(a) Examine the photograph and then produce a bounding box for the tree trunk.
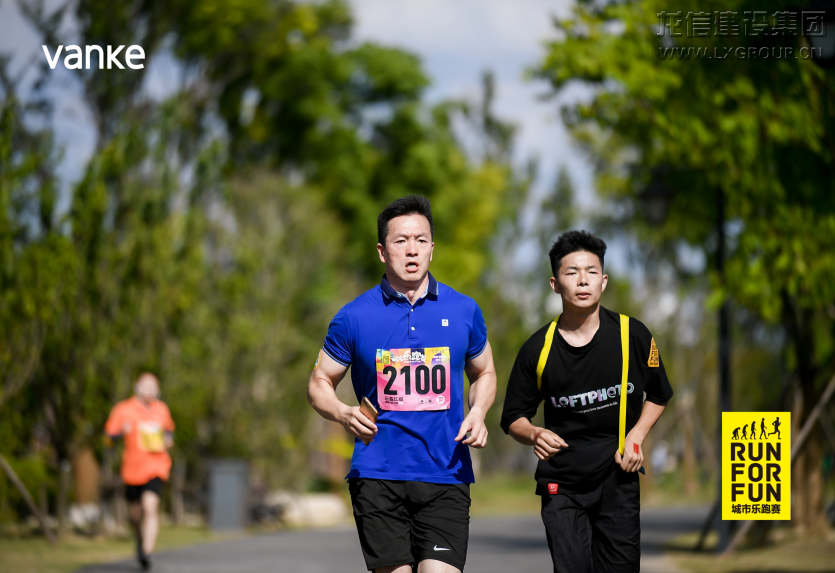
[100,446,114,531]
[171,455,185,526]
[57,459,71,536]
[682,400,698,497]
[0,453,57,545]
[641,432,655,497]
[72,447,100,505]
[39,482,48,517]
[784,297,827,533]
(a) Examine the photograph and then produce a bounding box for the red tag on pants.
[547,483,559,495]
[633,443,640,454]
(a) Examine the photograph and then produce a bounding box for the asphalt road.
[78,506,709,573]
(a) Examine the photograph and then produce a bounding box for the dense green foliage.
[535,0,835,530]
[6,0,831,536]
[0,0,531,518]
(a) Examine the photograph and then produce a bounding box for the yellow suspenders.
[535,320,559,391]
[618,314,629,457]
[536,314,631,456]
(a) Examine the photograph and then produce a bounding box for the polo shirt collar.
[381,272,438,301]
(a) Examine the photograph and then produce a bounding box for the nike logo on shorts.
[433,545,450,551]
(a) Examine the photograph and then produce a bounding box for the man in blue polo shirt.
[308,195,497,573]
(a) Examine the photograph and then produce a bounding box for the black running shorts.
[540,468,640,573]
[348,478,470,572]
[124,477,164,503]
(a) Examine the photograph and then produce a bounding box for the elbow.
[306,378,319,409]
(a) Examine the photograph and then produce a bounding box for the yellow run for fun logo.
[722,412,790,520]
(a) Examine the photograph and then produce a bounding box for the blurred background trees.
[1,0,833,545]
[0,0,531,524]
[535,0,835,532]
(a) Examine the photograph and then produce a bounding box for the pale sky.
[347,0,608,279]
[347,0,596,206]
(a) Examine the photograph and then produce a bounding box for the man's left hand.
[455,408,488,448]
[614,434,644,472]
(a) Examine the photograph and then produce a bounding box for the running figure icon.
[769,417,782,439]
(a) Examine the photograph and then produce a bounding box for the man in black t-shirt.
[501,230,673,573]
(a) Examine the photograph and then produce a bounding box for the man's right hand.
[533,428,568,461]
[339,405,378,445]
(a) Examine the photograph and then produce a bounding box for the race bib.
[376,347,451,411]
[138,422,165,452]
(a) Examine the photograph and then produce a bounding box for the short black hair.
[548,230,607,276]
[377,195,434,245]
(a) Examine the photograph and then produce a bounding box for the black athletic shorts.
[348,478,470,572]
[124,477,164,503]
[540,468,640,573]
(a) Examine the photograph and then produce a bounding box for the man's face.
[550,250,608,310]
[377,214,434,285]
[135,374,160,402]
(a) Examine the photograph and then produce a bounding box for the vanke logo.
[42,45,145,70]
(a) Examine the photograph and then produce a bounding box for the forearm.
[507,417,539,445]
[307,377,349,424]
[628,400,668,442]
[467,371,497,416]
[508,416,568,460]
[464,342,497,418]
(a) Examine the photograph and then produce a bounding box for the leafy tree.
[0,69,71,411]
[536,0,835,531]
[1,0,532,513]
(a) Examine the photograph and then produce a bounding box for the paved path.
[78,506,708,573]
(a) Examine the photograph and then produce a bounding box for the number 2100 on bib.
[375,347,451,411]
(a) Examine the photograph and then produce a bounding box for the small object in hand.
[358,397,378,446]
[639,466,646,475]
[360,397,378,423]
[633,443,640,454]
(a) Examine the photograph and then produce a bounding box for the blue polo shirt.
[322,273,488,484]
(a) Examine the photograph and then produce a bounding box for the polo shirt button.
[411,327,415,331]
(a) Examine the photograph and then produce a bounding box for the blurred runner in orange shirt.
[105,373,174,571]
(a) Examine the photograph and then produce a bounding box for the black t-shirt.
[500,307,673,493]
